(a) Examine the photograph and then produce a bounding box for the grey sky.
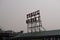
[0,0,60,32]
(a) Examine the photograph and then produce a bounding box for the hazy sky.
[0,0,60,32]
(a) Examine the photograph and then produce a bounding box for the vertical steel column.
[54,37,55,40]
[58,37,60,40]
[43,37,46,40]
[27,23,29,33]
[50,37,53,40]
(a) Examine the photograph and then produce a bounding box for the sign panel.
[27,10,40,18]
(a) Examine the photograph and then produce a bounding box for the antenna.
[26,10,46,33]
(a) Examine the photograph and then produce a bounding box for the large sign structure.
[26,10,45,33]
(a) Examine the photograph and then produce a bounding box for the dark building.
[0,30,17,40]
[11,30,60,40]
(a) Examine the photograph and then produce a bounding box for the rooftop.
[12,29,60,38]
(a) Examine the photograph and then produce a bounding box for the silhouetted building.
[0,30,17,40]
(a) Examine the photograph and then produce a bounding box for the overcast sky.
[0,0,60,32]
